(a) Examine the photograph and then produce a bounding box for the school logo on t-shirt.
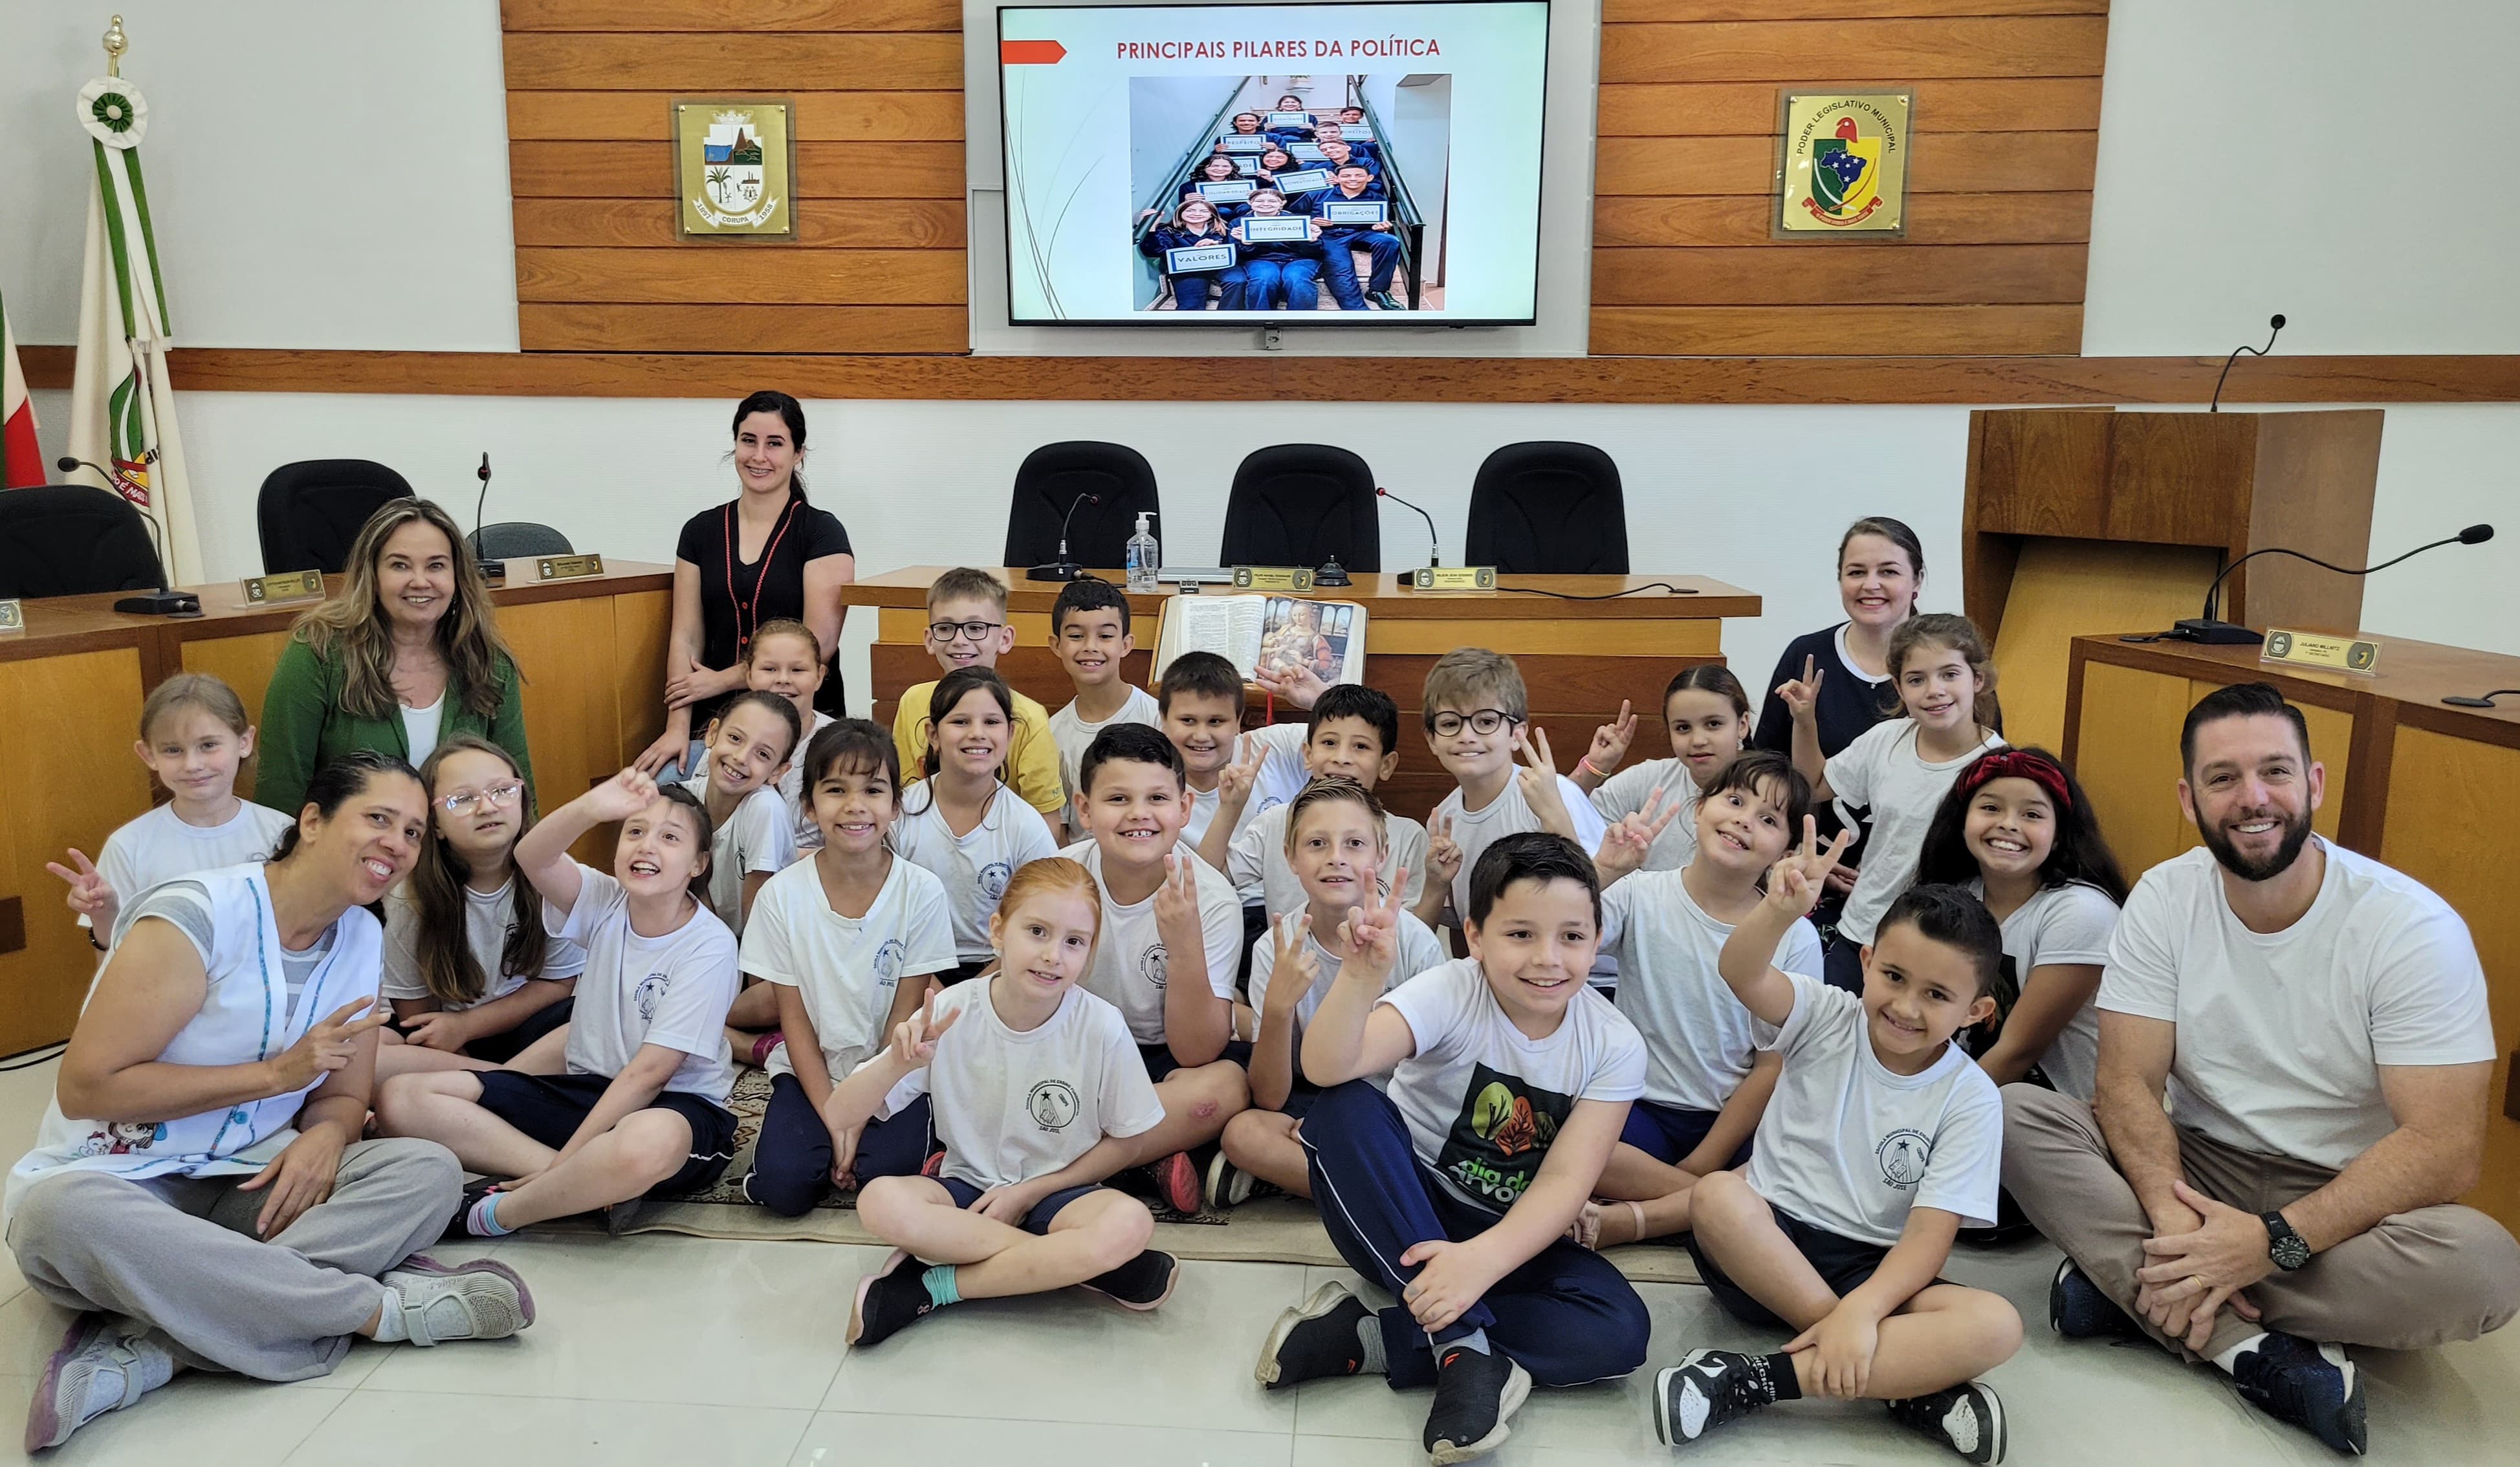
[873,938,907,988]
[979,860,1014,902]
[634,972,672,1023]
[1876,1127,1933,1190]
[1025,1079,1080,1131]
[1434,1063,1573,1208]
[1139,942,1168,990]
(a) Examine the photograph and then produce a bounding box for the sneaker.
[919,1149,947,1179]
[1206,1151,1258,1210]
[1147,1151,1203,1215]
[1255,1280,1372,1389]
[443,1177,501,1240]
[1653,1349,1777,1446]
[2048,1258,2138,1339]
[748,1030,785,1067]
[24,1314,175,1452]
[2231,1334,2366,1455]
[1887,1381,2008,1463]
[848,1248,939,1348]
[381,1255,536,1345]
[1425,1343,1530,1464]
[1080,1249,1179,1310]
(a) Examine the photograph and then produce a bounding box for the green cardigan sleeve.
[254,637,337,818]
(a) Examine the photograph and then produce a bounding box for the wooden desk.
[2065,633,2520,1228]
[0,563,672,1054]
[842,568,1762,822]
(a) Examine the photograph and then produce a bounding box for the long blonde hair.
[292,498,518,720]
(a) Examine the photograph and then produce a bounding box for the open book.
[1152,594,1368,687]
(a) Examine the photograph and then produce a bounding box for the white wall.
[0,0,518,349]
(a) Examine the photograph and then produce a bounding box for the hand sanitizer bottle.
[1126,512,1160,593]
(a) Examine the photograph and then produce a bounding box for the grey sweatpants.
[5,1137,460,1381]
[2003,1084,2520,1360]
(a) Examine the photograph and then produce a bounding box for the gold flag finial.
[103,15,128,78]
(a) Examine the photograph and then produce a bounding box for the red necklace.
[723,492,798,658]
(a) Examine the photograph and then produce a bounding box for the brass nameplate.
[1404,567,1497,591]
[239,570,324,607]
[532,553,606,583]
[2262,629,2380,675]
[1232,565,1315,592]
[0,598,22,633]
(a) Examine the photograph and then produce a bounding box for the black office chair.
[256,459,413,574]
[469,521,574,561]
[1463,441,1631,574]
[1220,444,1380,572]
[0,485,168,598]
[1003,442,1163,570]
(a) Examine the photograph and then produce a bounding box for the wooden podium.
[2065,632,2520,1231]
[842,568,1760,823]
[1963,409,2383,752]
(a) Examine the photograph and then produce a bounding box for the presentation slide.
[998,3,1550,325]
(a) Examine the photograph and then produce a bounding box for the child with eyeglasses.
[890,567,1068,823]
[1422,649,1606,939]
[376,735,589,1077]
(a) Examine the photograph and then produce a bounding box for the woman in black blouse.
[634,391,854,776]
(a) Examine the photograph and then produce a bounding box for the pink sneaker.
[749,1031,785,1067]
[1149,1151,1203,1215]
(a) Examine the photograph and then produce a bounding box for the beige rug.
[605,1070,1704,1286]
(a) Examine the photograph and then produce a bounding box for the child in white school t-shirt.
[1572,665,1757,876]
[1044,576,1161,837]
[1211,778,1448,1210]
[736,720,957,1217]
[1654,840,2019,1463]
[1782,614,2002,993]
[829,858,1178,1347]
[1419,652,1608,945]
[380,772,743,1239]
[1224,683,1437,927]
[677,690,804,939]
[742,618,836,852]
[52,673,293,949]
[895,666,1061,980]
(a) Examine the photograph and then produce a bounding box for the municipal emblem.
[1025,1080,1081,1131]
[1876,1127,1933,1190]
[1777,92,1911,235]
[673,99,796,238]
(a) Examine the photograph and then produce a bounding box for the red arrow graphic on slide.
[1001,39,1067,64]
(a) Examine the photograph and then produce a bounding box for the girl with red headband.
[1915,747,2129,1098]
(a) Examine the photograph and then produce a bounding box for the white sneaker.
[382,1255,536,1345]
[25,1314,175,1451]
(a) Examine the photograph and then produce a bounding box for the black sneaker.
[1425,1343,1529,1464]
[2231,1334,2366,1455]
[2048,1258,2138,1339]
[1255,1280,1371,1389]
[1653,1349,1777,1445]
[846,1248,940,1348]
[443,1178,501,1240]
[1887,1381,2008,1463]
[1080,1249,1178,1311]
[1205,1151,1266,1210]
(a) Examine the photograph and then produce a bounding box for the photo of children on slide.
[1130,75,1449,312]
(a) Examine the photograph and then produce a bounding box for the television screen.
[997,2,1550,325]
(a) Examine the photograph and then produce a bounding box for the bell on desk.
[1313,556,1352,588]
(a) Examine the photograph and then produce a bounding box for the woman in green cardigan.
[257,498,531,817]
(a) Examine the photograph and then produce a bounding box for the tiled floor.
[0,1055,2510,1464]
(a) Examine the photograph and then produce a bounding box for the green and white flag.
[67,71,201,583]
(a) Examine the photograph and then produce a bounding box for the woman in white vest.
[5,750,536,1453]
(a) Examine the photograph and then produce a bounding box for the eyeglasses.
[439,781,525,817]
[1430,709,1521,737]
[927,620,1003,644]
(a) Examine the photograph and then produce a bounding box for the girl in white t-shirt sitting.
[1656,835,2019,1463]
[688,690,804,1061]
[378,770,742,1238]
[1211,778,1446,1209]
[1573,664,1755,876]
[1778,613,2003,994]
[377,736,589,1078]
[895,666,1060,983]
[737,720,957,1217]
[50,673,294,949]
[743,618,836,853]
[831,858,1178,1347]
[1914,746,2127,1100]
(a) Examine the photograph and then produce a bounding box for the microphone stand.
[1027,492,1101,581]
[1377,486,1441,569]
[2171,527,2493,645]
[474,452,504,581]
[58,455,200,616]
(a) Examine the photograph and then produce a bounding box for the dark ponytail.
[271,750,422,862]
[730,389,810,499]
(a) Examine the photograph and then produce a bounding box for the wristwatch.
[2263,1210,2312,1271]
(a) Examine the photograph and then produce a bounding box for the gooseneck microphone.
[1377,486,1441,569]
[58,453,201,616]
[2209,312,2286,412]
[2172,523,2494,645]
[1026,492,1102,582]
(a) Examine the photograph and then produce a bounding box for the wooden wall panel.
[1592,2,2107,356]
[499,1,969,354]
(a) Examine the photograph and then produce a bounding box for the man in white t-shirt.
[2004,684,2519,1457]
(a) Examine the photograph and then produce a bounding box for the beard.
[2197,803,2315,882]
